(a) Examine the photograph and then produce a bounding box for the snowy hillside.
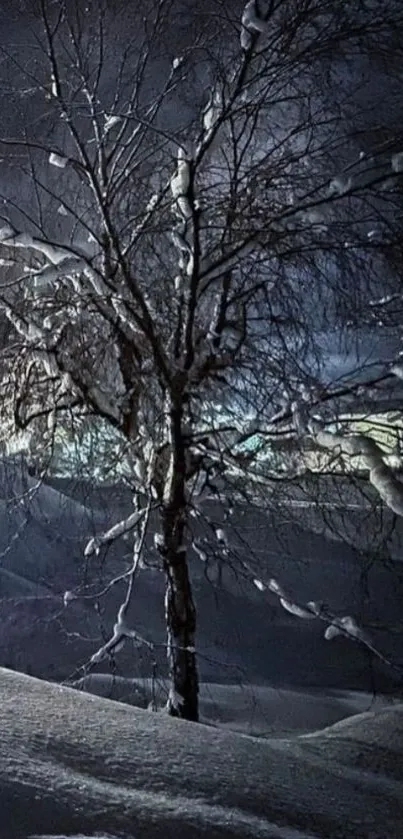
[0,459,403,692]
[73,673,393,737]
[1,668,403,839]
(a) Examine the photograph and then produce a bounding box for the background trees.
[0,0,403,720]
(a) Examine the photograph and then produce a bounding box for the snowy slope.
[0,461,402,692]
[1,667,403,839]
[73,672,394,737]
[0,458,102,584]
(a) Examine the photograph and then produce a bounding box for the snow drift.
[1,668,403,839]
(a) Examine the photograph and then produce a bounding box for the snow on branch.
[240,0,267,50]
[49,151,68,169]
[90,604,152,664]
[252,574,402,672]
[84,505,152,557]
[104,113,121,134]
[324,615,370,644]
[0,225,84,266]
[170,147,192,220]
[328,174,353,196]
[27,257,84,293]
[310,421,403,517]
[279,598,317,620]
[89,502,153,664]
[369,293,401,308]
[202,89,222,135]
[215,527,228,547]
[268,579,318,620]
[0,224,117,305]
[4,307,44,342]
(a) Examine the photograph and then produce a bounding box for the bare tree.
[0,0,403,720]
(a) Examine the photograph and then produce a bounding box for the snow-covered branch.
[84,505,153,557]
[0,225,85,266]
[240,1,267,51]
[310,422,403,517]
[325,615,373,649]
[170,147,192,220]
[89,502,153,664]
[90,608,152,664]
[252,575,401,673]
[189,513,390,661]
[202,89,222,137]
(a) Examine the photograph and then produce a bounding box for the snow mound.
[72,674,393,737]
[304,701,403,747]
[1,668,403,838]
[74,673,149,709]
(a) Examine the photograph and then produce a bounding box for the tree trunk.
[164,542,198,721]
[159,397,199,721]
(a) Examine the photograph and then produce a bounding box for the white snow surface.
[31,829,318,839]
[2,668,403,839]
[73,674,394,737]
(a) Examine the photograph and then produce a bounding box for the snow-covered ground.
[1,667,403,839]
[73,673,394,737]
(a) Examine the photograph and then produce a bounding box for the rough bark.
[164,538,198,721]
[160,400,199,721]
